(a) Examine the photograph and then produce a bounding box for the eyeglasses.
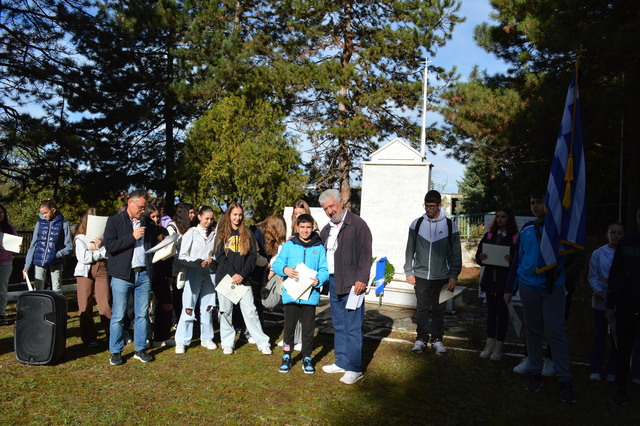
[130,199,147,211]
[423,203,439,210]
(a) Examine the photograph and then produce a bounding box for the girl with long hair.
[145,204,175,347]
[475,206,518,361]
[166,202,195,326]
[74,207,112,346]
[214,203,271,355]
[290,199,318,236]
[175,206,217,354]
[0,204,18,324]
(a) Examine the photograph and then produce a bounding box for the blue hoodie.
[272,232,329,306]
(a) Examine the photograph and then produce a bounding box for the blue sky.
[428,0,508,193]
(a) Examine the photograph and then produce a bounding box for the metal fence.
[451,202,628,240]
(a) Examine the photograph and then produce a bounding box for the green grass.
[1,294,639,425]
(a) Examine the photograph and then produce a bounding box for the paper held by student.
[145,232,179,254]
[86,215,109,249]
[438,284,464,304]
[152,243,175,263]
[0,232,23,253]
[481,243,510,267]
[282,262,317,301]
[507,302,522,338]
[216,274,249,305]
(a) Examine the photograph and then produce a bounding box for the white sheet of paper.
[215,274,249,305]
[145,232,179,254]
[282,262,317,300]
[346,286,365,310]
[482,243,510,267]
[25,274,34,291]
[507,302,522,337]
[86,216,109,248]
[152,243,175,263]
[438,284,463,304]
[0,232,23,253]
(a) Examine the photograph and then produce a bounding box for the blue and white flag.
[375,257,387,295]
[537,69,586,273]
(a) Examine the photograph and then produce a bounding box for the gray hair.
[129,189,148,200]
[319,189,341,206]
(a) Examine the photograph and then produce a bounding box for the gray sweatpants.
[520,284,571,381]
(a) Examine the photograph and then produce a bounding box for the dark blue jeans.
[329,276,364,372]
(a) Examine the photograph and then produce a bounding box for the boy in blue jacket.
[272,214,329,374]
[505,190,576,403]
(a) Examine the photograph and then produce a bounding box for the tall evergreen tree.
[440,0,640,221]
[271,0,464,201]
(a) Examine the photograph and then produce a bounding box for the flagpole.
[420,58,429,160]
[619,73,625,223]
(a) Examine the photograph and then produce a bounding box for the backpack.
[414,216,453,249]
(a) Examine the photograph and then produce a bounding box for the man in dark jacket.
[319,189,372,385]
[104,190,157,366]
[607,205,640,405]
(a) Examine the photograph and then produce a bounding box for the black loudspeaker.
[14,291,67,365]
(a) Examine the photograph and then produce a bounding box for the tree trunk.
[337,1,354,208]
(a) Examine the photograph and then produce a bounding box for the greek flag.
[537,70,586,273]
[374,257,387,295]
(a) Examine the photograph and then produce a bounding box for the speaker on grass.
[14,290,67,365]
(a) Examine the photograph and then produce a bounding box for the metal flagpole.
[420,58,429,160]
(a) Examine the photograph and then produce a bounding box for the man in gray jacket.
[404,190,462,355]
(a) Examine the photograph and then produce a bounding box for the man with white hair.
[318,189,372,385]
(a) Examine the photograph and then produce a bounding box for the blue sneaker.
[279,354,292,373]
[302,357,315,374]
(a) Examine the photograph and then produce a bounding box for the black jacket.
[214,229,257,285]
[607,233,640,320]
[103,210,157,280]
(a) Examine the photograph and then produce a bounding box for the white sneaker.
[201,341,217,350]
[322,363,346,374]
[431,340,447,355]
[542,357,555,376]
[340,371,363,385]
[513,357,529,374]
[277,340,284,347]
[411,339,427,353]
[589,373,602,381]
[175,344,185,354]
[248,336,257,345]
[153,338,176,348]
[294,343,302,352]
[223,347,234,355]
[260,345,272,355]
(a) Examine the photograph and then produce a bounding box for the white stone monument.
[359,137,433,307]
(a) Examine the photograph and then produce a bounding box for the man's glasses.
[130,199,146,211]
[423,203,439,210]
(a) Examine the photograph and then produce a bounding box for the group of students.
[3,195,332,374]
[2,191,640,397]
[470,191,640,405]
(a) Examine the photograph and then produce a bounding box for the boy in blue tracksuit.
[505,190,575,403]
[272,214,329,374]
